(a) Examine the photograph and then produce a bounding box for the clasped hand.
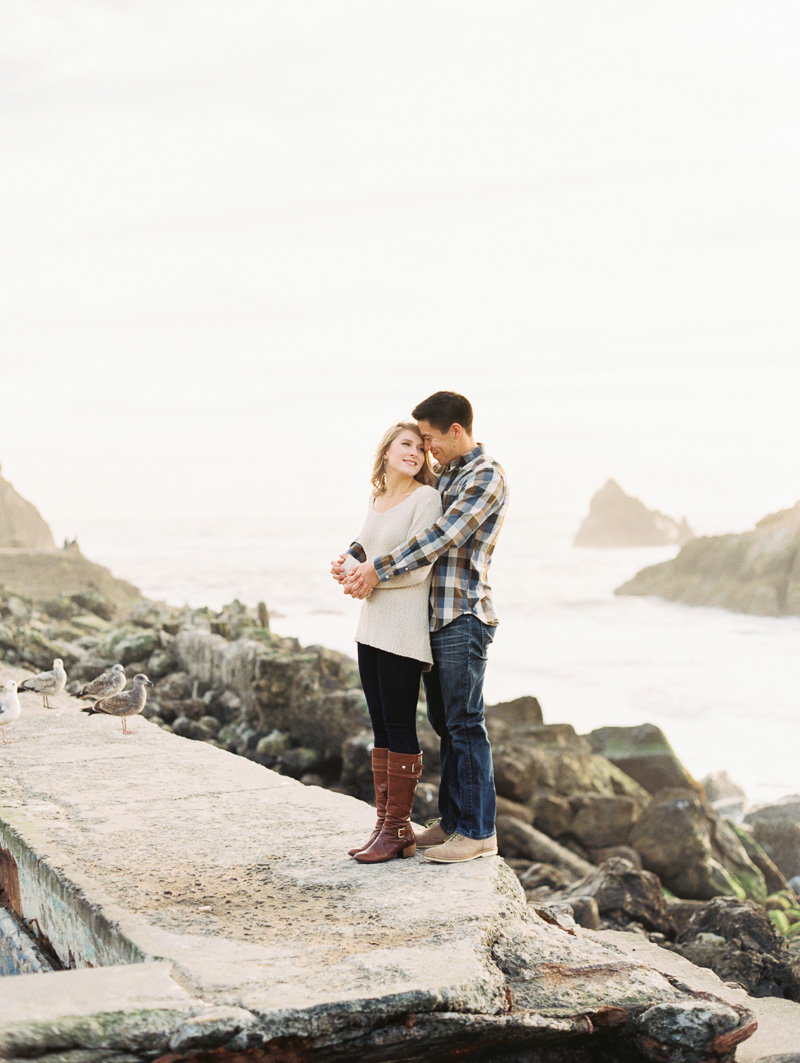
[330,555,379,599]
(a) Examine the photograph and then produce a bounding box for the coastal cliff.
[0,468,56,553]
[616,503,800,617]
[0,469,141,613]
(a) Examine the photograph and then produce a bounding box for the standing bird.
[82,673,153,735]
[72,663,127,702]
[18,658,67,709]
[0,681,21,743]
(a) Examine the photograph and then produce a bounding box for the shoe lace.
[423,818,441,829]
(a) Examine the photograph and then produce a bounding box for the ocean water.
[77,511,800,809]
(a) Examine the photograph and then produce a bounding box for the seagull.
[18,658,67,709]
[0,681,21,743]
[72,663,127,702]
[82,673,153,735]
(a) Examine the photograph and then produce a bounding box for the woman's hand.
[343,560,379,599]
[331,554,347,584]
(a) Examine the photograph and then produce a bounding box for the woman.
[337,422,442,864]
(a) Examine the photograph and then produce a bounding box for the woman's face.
[384,431,426,480]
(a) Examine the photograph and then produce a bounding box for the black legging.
[357,643,422,755]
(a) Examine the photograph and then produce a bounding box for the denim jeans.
[423,613,496,840]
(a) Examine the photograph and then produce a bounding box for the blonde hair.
[370,422,437,497]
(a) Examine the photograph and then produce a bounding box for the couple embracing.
[332,391,508,866]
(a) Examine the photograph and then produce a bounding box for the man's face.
[416,419,459,465]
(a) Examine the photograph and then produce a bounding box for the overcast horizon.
[2,1,799,538]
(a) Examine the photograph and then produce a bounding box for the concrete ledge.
[0,667,757,1061]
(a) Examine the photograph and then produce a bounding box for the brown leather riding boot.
[348,748,389,856]
[354,750,422,864]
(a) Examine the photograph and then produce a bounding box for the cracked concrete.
[0,664,760,1061]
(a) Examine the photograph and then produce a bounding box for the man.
[341,391,508,863]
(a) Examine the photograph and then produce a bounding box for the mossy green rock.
[115,631,160,665]
[587,723,697,795]
[629,789,767,902]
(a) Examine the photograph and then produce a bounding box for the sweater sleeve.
[379,490,443,589]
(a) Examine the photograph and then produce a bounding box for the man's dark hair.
[412,391,473,435]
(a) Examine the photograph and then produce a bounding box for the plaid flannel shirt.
[349,445,508,632]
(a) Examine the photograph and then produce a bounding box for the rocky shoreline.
[4,585,800,1013]
[617,502,800,617]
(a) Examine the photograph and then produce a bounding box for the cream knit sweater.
[343,485,442,665]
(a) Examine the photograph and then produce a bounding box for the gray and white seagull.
[18,658,67,709]
[0,681,21,743]
[81,673,153,735]
[73,663,126,702]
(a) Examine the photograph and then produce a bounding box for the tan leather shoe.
[423,832,498,863]
[414,818,450,849]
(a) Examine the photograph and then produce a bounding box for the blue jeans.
[423,613,496,840]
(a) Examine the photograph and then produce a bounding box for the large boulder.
[727,821,792,895]
[574,479,694,548]
[173,628,368,761]
[495,816,595,880]
[568,793,640,848]
[745,796,800,880]
[669,896,800,1000]
[556,856,675,935]
[485,694,543,737]
[587,722,698,795]
[629,788,767,901]
[702,770,748,820]
[616,502,800,617]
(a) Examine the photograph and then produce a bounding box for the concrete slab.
[0,666,762,1061]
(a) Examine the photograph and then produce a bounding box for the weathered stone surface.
[574,478,694,548]
[631,999,754,1063]
[587,721,698,794]
[616,502,800,617]
[0,668,757,1062]
[600,929,800,1063]
[630,789,767,901]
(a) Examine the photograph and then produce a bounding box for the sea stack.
[574,479,694,548]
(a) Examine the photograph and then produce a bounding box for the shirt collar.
[443,443,484,472]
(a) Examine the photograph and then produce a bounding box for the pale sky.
[2,1,798,535]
